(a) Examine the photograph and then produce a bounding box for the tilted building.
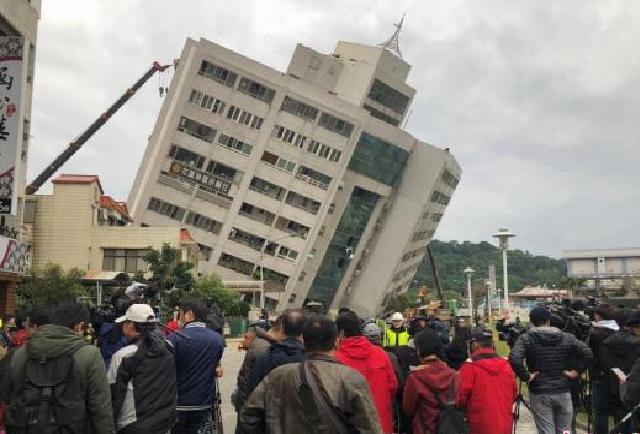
[128,36,461,316]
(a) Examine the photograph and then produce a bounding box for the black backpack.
[7,344,88,434]
[425,380,468,434]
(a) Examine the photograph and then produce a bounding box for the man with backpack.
[107,304,176,433]
[403,329,464,434]
[457,328,516,434]
[1,302,114,434]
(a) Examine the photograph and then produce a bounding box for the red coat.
[456,348,518,434]
[335,336,398,434]
[403,359,458,434]
[11,329,28,348]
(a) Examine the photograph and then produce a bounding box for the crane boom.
[426,243,443,301]
[26,61,170,195]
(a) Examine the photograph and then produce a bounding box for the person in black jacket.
[601,309,640,433]
[509,305,593,434]
[588,303,619,434]
[247,309,306,394]
[108,304,176,434]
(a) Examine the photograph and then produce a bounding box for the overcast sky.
[29,0,640,257]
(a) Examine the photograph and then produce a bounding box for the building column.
[0,279,17,315]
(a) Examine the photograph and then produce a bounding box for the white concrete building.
[128,36,461,316]
[563,248,640,292]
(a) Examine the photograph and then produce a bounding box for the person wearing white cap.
[385,312,410,350]
[107,304,177,434]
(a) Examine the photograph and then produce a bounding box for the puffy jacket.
[509,326,593,394]
[601,330,640,413]
[336,336,398,434]
[248,337,304,394]
[240,353,383,434]
[234,327,276,411]
[621,356,640,409]
[403,359,458,434]
[168,322,224,409]
[107,333,176,433]
[385,327,410,348]
[1,324,115,434]
[457,348,517,434]
[588,321,618,380]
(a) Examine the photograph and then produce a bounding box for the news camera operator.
[509,305,593,434]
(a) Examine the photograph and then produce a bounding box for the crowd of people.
[0,300,639,434]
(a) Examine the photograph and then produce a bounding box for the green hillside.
[410,240,566,295]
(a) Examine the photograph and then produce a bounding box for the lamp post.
[257,232,301,311]
[493,228,516,310]
[464,267,475,325]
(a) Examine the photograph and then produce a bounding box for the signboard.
[0,37,25,215]
[0,235,30,274]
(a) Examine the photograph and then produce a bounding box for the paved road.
[220,339,245,433]
[219,341,559,434]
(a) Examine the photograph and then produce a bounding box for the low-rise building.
[563,248,640,295]
[24,174,200,279]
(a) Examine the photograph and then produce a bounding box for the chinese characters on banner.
[0,37,24,215]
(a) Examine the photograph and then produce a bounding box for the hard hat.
[391,312,404,321]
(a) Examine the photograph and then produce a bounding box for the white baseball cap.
[391,312,405,321]
[115,304,157,324]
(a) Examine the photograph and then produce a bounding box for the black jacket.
[588,324,618,380]
[621,356,640,410]
[234,327,276,411]
[248,337,304,394]
[509,327,593,394]
[108,334,176,433]
[601,330,640,409]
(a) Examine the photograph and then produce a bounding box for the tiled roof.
[180,228,196,243]
[52,174,104,194]
[100,195,132,222]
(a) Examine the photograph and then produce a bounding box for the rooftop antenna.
[378,12,406,58]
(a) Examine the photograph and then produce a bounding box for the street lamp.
[464,267,475,325]
[257,232,301,310]
[493,228,516,310]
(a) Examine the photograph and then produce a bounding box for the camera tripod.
[513,380,531,434]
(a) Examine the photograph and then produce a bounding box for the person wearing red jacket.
[457,328,518,434]
[335,311,398,434]
[403,329,458,434]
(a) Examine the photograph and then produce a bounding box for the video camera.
[497,318,528,348]
[547,299,592,341]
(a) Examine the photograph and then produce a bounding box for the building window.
[280,96,319,121]
[103,249,150,273]
[441,170,460,189]
[198,60,238,87]
[217,133,253,155]
[225,105,264,130]
[185,211,220,233]
[249,177,286,201]
[229,228,265,251]
[431,213,443,222]
[273,125,307,149]
[296,166,332,190]
[431,191,451,205]
[261,151,296,173]
[239,202,276,226]
[348,132,409,186]
[363,104,401,126]
[218,253,254,275]
[169,145,205,169]
[147,197,186,221]
[238,77,276,103]
[178,116,216,143]
[277,246,299,261]
[285,191,321,215]
[318,113,354,138]
[275,216,310,239]
[189,89,226,114]
[367,79,410,115]
[197,243,213,261]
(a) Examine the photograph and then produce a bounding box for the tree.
[144,244,195,292]
[193,274,250,317]
[17,264,88,307]
[443,290,463,303]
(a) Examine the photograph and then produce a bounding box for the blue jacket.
[248,337,304,393]
[168,322,224,409]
